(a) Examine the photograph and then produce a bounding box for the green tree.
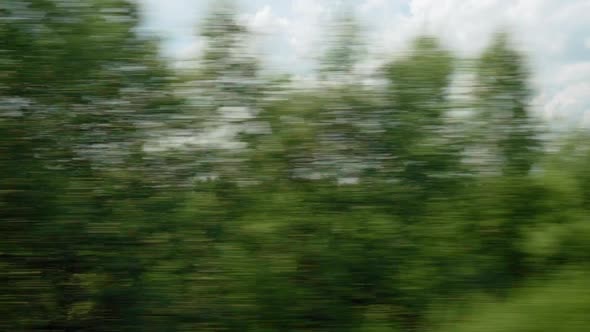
[382,36,461,218]
[319,8,364,80]
[474,32,540,176]
[1,0,180,330]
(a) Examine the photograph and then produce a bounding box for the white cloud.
[539,83,590,124]
[364,0,584,62]
[137,0,590,127]
[357,0,590,127]
[287,0,328,60]
[242,5,290,33]
[176,39,206,59]
[292,0,325,18]
[554,62,590,85]
[360,0,386,13]
[536,61,590,128]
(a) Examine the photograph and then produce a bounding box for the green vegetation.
[1,1,589,331]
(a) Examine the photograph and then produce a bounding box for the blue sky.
[137,0,590,128]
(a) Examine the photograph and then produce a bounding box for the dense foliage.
[2,1,589,331]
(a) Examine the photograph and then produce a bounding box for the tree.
[381,36,462,218]
[474,32,540,176]
[319,8,364,81]
[0,0,180,329]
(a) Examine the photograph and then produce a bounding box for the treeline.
[1,1,590,331]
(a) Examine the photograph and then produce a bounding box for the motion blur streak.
[1,1,589,331]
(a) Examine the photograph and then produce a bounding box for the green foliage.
[435,270,590,332]
[1,1,589,331]
[474,32,541,176]
[320,8,365,79]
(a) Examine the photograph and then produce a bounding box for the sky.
[137,0,590,129]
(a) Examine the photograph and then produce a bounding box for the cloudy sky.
[138,0,590,128]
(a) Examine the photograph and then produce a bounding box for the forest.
[1,0,590,331]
